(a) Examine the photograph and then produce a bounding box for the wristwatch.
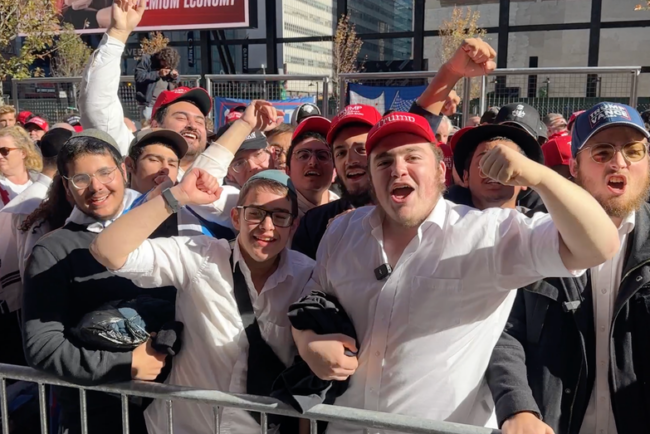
[162,188,181,213]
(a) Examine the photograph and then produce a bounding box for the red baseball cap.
[448,126,474,153]
[25,116,49,132]
[152,87,212,119]
[326,104,382,144]
[438,143,454,186]
[567,110,585,131]
[17,111,33,125]
[542,134,572,168]
[365,112,436,155]
[292,116,332,143]
[73,125,83,133]
[226,110,243,123]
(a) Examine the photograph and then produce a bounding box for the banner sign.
[59,0,250,34]
[214,97,316,128]
[348,83,427,115]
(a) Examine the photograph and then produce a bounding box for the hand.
[108,0,146,43]
[241,100,285,132]
[502,412,554,434]
[159,68,171,77]
[170,70,179,78]
[171,168,222,206]
[442,90,460,116]
[294,329,358,381]
[444,38,496,78]
[479,143,543,187]
[65,0,92,10]
[145,176,174,201]
[131,336,166,381]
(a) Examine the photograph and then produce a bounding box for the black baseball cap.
[39,128,74,158]
[129,128,188,159]
[496,103,544,140]
[453,124,544,177]
[239,131,268,152]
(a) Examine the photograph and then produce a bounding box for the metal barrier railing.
[338,67,642,125]
[0,363,498,434]
[9,76,201,124]
[205,74,331,120]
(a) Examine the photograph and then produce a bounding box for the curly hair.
[155,47,180,70]
[0,105,16,116]
[20,174,73,233]
[0,126,42,172]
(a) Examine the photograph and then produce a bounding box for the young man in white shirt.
[91,169,315,434]
[290,48,621,431]
[487,103,650,434]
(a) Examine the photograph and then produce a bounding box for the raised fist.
[479,143,543,187]
[445,38,497,78]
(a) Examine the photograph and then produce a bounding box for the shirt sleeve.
[79,33,134,157]
[113,236,211,289]
[492,210,583,290]
[190,142,235,183]
[409,101,443,135]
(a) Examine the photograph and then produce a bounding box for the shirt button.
[601,288,607,294]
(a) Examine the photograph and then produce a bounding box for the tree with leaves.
[51,27,93,77]
[439,6,487,100]
[332,14,364,111]
[0,0,65,102]
[139,31,169,57]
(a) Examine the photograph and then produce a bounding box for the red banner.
[61,0,250,33]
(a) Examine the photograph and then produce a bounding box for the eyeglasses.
[231,149,270,173]
[334,144,366,159]
[0,147,19,157]
[579,141,648,164]
[293,149,332,163]
[236,205,294,228]
[63,166,119,189]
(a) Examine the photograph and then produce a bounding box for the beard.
[337,176,373,208]
[574,165,650,219]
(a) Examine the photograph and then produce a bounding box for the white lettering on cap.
[376,114,416,128]
[589,103,631,128]
[339,105,364,119]
[512,104,526,119]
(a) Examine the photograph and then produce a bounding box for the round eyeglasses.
[63,166,119,189]
[579,141,648,164]
[231,149,270,173]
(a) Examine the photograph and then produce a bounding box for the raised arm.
[90,168,221,270]
[79,0,146,156]
[416,38,496,115]
[481,144,620,270]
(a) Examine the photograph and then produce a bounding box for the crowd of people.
[1,1,650,434]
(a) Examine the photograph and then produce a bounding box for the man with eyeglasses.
[285,116,339,218]
[22,129,176,434]
[487,102,650,434]
[90,169,315,434]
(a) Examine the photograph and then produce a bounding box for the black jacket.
[486,203,650,434]
[134,54,179,106]
[292,199,353,260]
[22,222,176,434]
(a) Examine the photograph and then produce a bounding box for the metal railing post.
[461,77,472,126]
[11,79,18,110]
[338,79,346,112]
[630,69,640,109]
[0,378,9,434]
[38,383,48,434]
[322,77,330,116]
[479,75,488,116]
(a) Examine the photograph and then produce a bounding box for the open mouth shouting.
[345,166,367,181]
[606,174,627,196]
[390,182,415,203]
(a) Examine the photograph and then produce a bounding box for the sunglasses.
[0,147,20,157]
[579,141,648,164]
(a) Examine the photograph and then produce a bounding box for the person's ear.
[231,206,241,232]
[125,157,136,175]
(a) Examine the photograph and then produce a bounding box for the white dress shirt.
[579,212,635,434]
[305,198,582,434]
[114,236,315,434]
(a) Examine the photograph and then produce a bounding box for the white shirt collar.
[367,195,448,237]
[231,237,294,294]
[618,212,636,236]
[65,189,141,234]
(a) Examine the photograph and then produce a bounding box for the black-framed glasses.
[579,141,648,164]
[231,149,270,173]
[0,147,20,157]
[236,205,294,228]
[293,149,332,163]
[63,166,119,189]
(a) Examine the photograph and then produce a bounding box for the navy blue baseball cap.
[571,102,649,157]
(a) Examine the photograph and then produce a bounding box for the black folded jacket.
[271,291,358,433]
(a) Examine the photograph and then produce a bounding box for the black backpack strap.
[229,249,297,433]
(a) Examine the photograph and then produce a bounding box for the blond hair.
[0,105,16,116]
[0,126,43,172]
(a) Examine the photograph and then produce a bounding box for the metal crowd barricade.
[205,74,330,121]
[0,363,499,434]
[10,76,201,124]
[338,67,641,124]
